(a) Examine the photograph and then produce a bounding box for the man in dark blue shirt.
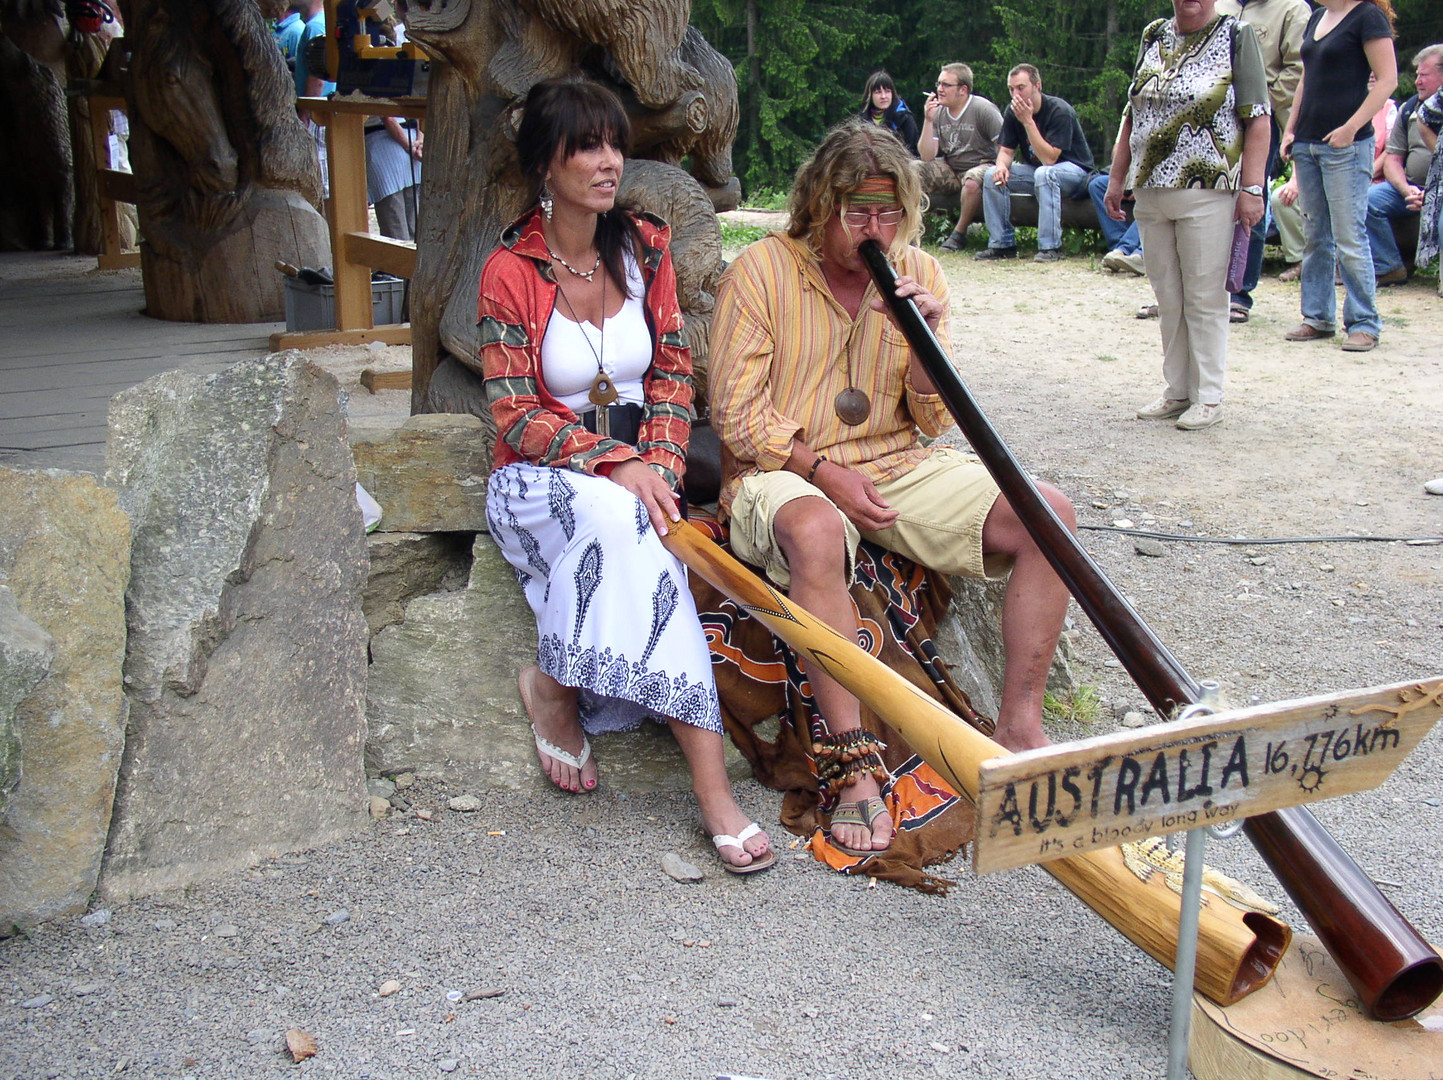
[976,63,1094,263]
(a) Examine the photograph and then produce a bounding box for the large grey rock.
[366,534,739,791]
[0,470,130,929]
[937,575,1075,724]
[100,353,369,901]
[0,587,55,820]
[350,414,492,533]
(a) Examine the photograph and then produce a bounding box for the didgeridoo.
[857,238,1443,1022]
[663,521,1289,1006]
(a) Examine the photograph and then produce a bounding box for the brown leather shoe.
[1341,331,1378,352]
[1284,323,1334,342]
[1277,264,1301,282]
[1376,267,1408,287]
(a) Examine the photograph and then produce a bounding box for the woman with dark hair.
[857,71,920,156]
[1280,0,1398,352]
[479,78,773,873]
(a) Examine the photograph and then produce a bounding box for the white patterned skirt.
[485,463,722,735]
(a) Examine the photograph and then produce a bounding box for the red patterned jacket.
[477,207,693,488]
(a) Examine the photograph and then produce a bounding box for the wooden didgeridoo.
[663,520,1289,1006]
[858,238,1443,1022]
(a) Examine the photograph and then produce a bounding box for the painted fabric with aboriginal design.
[486,463,721,735]
[1125,15,1269,192]
[687,513,982,894]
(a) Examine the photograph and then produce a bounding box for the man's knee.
[774,496,849,575]
[986,483,1075,554]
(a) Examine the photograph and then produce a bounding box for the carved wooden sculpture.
[399,0,737,415]
[118,0,328,322]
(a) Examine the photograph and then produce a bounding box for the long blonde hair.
[786,121,926,257]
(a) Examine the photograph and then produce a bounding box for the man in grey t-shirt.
[1367,44,1443,285]
[917,63,1003,252]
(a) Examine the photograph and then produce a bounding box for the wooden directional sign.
[973,677,1443,874]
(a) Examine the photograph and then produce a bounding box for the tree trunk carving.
[119,0,329,322]
[398,0,737,417]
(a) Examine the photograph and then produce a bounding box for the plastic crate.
[283,274,406,331]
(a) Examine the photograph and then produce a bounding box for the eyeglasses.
[841,207,905,228]
[935,80,959,89]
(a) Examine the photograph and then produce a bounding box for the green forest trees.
[691,0,1443,199]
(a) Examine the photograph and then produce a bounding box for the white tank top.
[542,252,650,412]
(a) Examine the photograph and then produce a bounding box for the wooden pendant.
[589,372,619,406]
[834,387,871,426]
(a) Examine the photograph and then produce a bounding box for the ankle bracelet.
[812,727,887,790]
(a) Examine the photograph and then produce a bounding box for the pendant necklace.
[835,348,871,426]
[555,270,617,406]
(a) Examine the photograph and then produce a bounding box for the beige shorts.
[728,446,1008,589]
[962,163,991,188]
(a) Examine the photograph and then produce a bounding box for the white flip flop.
[711,822,776,875]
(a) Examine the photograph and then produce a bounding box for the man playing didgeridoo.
[709,120,1078,858]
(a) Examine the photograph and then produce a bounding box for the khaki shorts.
[728,446,1008,589]
[962,163,990,189]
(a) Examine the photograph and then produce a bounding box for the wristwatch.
[1239,184,1265,196]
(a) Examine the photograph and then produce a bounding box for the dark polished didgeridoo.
[858,238,1442,1022]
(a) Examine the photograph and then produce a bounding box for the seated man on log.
[709,120,1076,857]
[975,63,1094,263]
[917,63,1003,252]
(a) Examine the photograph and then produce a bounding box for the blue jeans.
[1365,181,1418,276]
[982,160,1090,251]
[1231,122,1282,311]
[1292,139,1380,337]
[1087,172,1141,253]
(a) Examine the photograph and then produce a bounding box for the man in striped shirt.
[711,121,1076,857]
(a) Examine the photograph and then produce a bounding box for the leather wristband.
[806,455,827,485]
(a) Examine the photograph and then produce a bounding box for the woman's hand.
[1276,176,1300,208]
[1103,180,1128,222]
[1235,191,1264,228]
[1279,130,1295,161]
[813,462,898,533]
[608,459,680,536]
[871,274,944,330]
[1322,126,1355,149]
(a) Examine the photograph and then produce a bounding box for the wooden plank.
[360,367,412,392]
[268,324,411,351]
[325,111,374,332]
[343,231,416,279]
[973,677,1443,874]
[98,169,137,205]
[299,96,427,121]
[97,252,142,270]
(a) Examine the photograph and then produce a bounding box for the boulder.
[0,469,130,929]
[99,353,369,901]
[350,414,492,533]
[937,575,1075,724]
[366,533,737,791]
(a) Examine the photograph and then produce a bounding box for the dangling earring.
[540,184,554,222]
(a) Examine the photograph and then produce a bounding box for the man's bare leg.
[980,484,1076,751]
[773,496,893,852]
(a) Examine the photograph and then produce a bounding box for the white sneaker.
[1176,402,1224,430]
[1136,396,1190,420]
[1103,248,1146,276]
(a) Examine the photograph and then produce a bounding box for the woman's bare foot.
[830,772,894,854]
[702,804,772,870]
[518,667,597,793]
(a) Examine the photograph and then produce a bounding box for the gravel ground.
[3,231,1440,1080]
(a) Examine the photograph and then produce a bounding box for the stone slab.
[350,413,492,533]
[0,469,130,928]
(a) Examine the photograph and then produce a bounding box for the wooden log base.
[360,368,414,393]
[268,325,412,351]
[1190,934,1443,1080]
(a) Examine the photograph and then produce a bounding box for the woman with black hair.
[858,71,920,156]
[479,78,773,873]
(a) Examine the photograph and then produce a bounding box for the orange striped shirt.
[709,232,955,516]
